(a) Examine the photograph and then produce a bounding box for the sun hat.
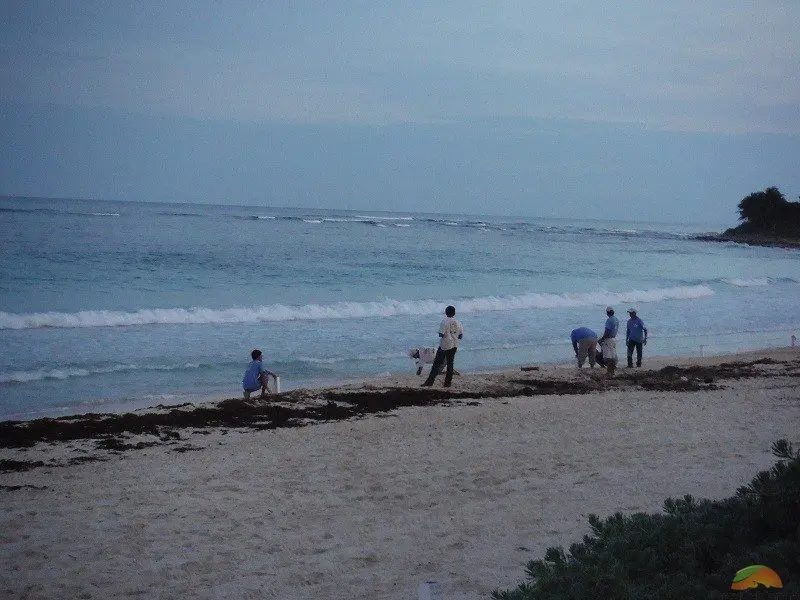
[605,306,613,313]
[628,307,637,313]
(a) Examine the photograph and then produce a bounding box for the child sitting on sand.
[242,349,278,399]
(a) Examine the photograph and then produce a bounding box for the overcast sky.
[1,1,798,223]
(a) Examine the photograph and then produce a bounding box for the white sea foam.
[354,215,414,221]
[318,217,396,226]
[296,351,409,364]
[0,362,203,384]
[0,285,714,330]
[458,286,713,312]
[725,278,769,287]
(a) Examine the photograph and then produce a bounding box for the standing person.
[242,349,277,399]
[421,305,463,387]
[597,306,619,377]
[626,308,648,368]
[570,327,598,368]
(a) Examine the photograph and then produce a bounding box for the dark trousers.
[627,340,643,367]
[424,347,457,386]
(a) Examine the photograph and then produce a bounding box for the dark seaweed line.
[1,359,792,451]
[0,388,490,449]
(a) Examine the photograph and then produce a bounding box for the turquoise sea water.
[1,196,799,420]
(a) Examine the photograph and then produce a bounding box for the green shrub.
[494,440,800,600]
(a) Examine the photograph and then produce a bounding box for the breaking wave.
[725,277,769,287]
[0,285,713,330]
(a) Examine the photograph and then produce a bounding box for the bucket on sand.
[418,580,442,600]
[271,374,281,393]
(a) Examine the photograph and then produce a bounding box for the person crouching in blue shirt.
[570,327,598,368]
[242,349,277,400]
[625,308,648,368]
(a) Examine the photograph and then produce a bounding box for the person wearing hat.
[597,306,619,376]
[625,308,648,368]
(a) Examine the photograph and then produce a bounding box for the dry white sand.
[1,348,799,600]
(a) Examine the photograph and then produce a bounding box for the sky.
[1,1,799,224]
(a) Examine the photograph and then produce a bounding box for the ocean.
[1,196,798,421]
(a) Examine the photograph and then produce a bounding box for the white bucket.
[418,581,442,600]
[272,375,281,393]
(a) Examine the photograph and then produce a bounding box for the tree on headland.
[732,187,800,237]
[696,186,800,247]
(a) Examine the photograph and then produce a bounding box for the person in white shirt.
[421,305,464,387]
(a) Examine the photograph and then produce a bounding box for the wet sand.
[2,348,799,599]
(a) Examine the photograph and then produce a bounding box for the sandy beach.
[1,348,799,600]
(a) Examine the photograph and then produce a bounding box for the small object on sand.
[520,365,539,371]
[418,581,442,600]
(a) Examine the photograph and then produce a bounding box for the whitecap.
[0,285,715,330]
[725,278,769,287]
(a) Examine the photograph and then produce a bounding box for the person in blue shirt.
[242,349,277,399]
[597,306,619,376]
[625,308,648,368]
[570,327,598,368]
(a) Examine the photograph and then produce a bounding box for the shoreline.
[2,347,799,599]
[2,346,798,439]
[4,336,799,423]
[3,347,796,435]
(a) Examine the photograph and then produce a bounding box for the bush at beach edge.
[494,439,800,600]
